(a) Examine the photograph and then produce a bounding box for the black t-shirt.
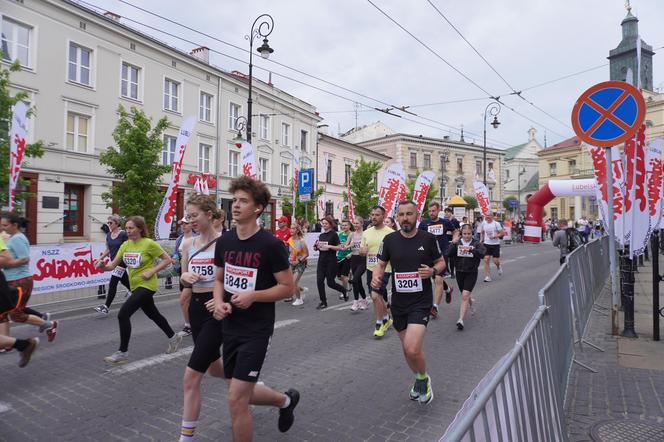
[378,230,442,311]
[106,230,128,260]
[214,229,289,337]
[317,230,340,261]
[418,218,453,253]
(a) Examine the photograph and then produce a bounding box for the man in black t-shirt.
[212,176,300,439]
[372,200,445,405]
[444,207,461,277]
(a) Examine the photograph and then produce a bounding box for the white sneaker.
[498,268,503,276]
[484,276,492,282]
[166,333,183,354]
[104,351,128,364]
[292,298,304,306]
[93,305,109,318]
[350,300,359,311]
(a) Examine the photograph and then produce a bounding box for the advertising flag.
[473,180,491,216]
[378,163,406,218]
[645,138,663,231]
[347,181,355,221]
[239,141,259,179]
[413,171,434,216]
[8,101,28,212]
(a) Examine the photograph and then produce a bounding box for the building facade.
[503,128,542,216]
[3,0,320,244]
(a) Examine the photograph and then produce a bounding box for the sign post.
[571,80,646,335]
[298,169,313,202]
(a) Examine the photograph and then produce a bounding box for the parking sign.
[298,169,314,200]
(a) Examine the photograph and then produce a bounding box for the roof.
[359,133,505,155]
[447,195,467,206]
[319,133,392,160]
[504,142,528,161]
[522,173,540,192]
[539,136,582,153]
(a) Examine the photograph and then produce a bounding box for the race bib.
[427,225,444,236]
[367,253,378,266]
[224,263,257,294]
[352,241,361,251]
[189,257,215,281]
[457,245,474,258]
[123,252,141,268]
[394,272,423,293]
[318,241,329,249]
[111,266,126,278]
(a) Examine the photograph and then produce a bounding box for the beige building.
[645,90,664,141]
[317,132,391,219]
[4,0,320,244]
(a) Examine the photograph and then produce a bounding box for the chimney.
[103,11,121,22]
[190,46,210,64]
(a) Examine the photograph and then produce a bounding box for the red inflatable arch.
[524,179,597,243]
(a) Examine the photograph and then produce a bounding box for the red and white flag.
[155,116,196,240]
[237,141,259,179]
[347,181,355,221]
[413,171,434,217]
[8,101,28,212]
[473,180,491,216]
[624,124,649,256]
[378,163,406,218]
[645,138,663,231]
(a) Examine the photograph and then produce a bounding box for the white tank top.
[187,240,216,290]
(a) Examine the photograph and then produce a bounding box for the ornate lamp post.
[483,101,501,184]
[439,147,450,206]
[233,116,248,142]
[245,14,274,144]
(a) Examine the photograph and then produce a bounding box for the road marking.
[106,319,299,376]
[0,402,11,414]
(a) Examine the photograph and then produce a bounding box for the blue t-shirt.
[4,232,31,281]
[418,218,453,253]
[106,230,128,260]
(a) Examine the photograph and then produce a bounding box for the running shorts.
[187,292,223,373]
[222,334,271,382]
[484,244,501,258]
[366,270,391,302]
[392,304,431,332]
[337,258,351,278]
[456,271,478,293]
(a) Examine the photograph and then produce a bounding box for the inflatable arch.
[524,179,597,243]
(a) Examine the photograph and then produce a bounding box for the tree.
[281,186,325,224]
[0,59,44,211]
[463,195,478,211]
[99,106,170,231]
[405,171,438,219]
[346,157,382,218]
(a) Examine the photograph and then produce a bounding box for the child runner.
[448,225,486,330]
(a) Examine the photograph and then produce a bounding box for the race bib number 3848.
[224,263,258,294]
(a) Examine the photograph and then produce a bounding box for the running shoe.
[0,348,13,354]
[430,305,439,319]
[446,286,453,304]
[456,320,464,330]
[180,326,192,337]
[381,318,393,333]
[284,298,293,302]
[343,291,349,302]
[93,305,109,318]
[498,268,503,276]
[484,276,492,282]
[18,338,39,368]
[359,299,368,310]
[278,388,300,433]
[292,298,304,306]
[42,312,51,321]
[166,333,183,354]
[104,351,128,364]
[350,300,359,312]
[410,377,427,401]
[338,292,345,300]
[418,376,434,405]
[316,303,328,310]
[46,321,58,342]
[373,323,385,339]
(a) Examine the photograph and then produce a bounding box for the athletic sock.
[415,372,428,381]
[13,338,29,352]
[280,395,291,409]
[433,304,439,309]
[184,322,191,328]
[179,420,197,441]
[375,321,382,330]
[382,315,390,324]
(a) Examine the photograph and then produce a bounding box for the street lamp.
[483,101,501,185]
[517,165,526,219]
[233,115,248,143]
[245,14,274,144]
[439,147,450,206]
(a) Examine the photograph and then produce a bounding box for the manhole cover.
[590,419,664,442]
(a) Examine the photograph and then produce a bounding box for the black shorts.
[456,271,478,292]
[366,270,391,302]
[187,292,223,373]
[484,244,501,258]
[223,334,271,382]
[337,258,351,277]
[392,300,432,332]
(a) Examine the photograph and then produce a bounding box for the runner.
[175,217,197,336]
[448,225,486,330]
[360,206,393,338]
[274,215,292,247]
[480,213,505,282]
[287,223,309,306]
[336,220,353,300]
[443,207,461,278]
[552,219,570,265]
[211,176,299,440]
[178,194,223,441]
[372,200,444,404]
[0,334,38,367]
[0,213,57,343]
[347,216,368,311]
[418,202,454,319]
[96,216,182,364]
[213,209,228,235]
[93,215,130,317]
[314,215,347,309]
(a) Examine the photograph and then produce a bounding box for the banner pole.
[606,146,619,335]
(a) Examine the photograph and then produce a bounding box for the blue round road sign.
[571,81,645,148]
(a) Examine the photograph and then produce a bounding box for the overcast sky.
[81,0,664,149]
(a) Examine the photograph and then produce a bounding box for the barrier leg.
[620,250,638,338]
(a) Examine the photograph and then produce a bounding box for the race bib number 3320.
[224,263,258,294]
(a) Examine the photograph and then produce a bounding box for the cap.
[278,216,289,223]
[179,217,189,224]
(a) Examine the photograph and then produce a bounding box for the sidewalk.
[565,253,664,441]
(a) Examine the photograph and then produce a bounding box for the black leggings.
[447,255,456,275]
[350,255,366,300]
[105,272,131,308]
[188,292,223,373]
[117,287,175,352]
[317,258,347,304]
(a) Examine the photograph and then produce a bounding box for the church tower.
[607,2,654,91]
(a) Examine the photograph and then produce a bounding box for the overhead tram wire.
[80,0,512,147]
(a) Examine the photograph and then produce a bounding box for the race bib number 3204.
[224,263,258,294]
[394,272,423,293]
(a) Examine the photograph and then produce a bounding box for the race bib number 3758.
[190,257,215,281]
[224,263,258,294]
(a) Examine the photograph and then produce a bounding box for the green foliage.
[346,157,382,218]
[405,171,438,219]
[282,186,325,224]
[0,59,44,211]
[463,195,478,210]
[503,196,519,212]
[99,106,170,232]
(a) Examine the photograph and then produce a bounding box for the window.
[549,162,557,176]
[409,152,417,168]
[1,18,31,67]
[456,157,463,173]
[488,187,494,201]
[199,92,213,122]
[282,123,291,146]
[68,42,92,86]
[476,161,482,176]
[325,201,333,216]
[164,79,180,112]
[569,159,577,173]
[326,158,332,183]
[280,163,290,186]
[301,130,308,152]
[455,184,464,197]
[260,114,270,140]
[488,161,494,171]
[121,62,140,100]
[550,207,558,220]
[162,135,177,165]
[423,154,431,169]
[66,112,89,152]
[259,158,269,182]
[505,168,510,179]
[344,164,352,185]
[63,184,84,236]
[229,102,241,130]
[228,150,239,177]
[198,143,211,173]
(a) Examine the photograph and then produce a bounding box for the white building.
[3,0,320,244]
[503,128,543,215]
